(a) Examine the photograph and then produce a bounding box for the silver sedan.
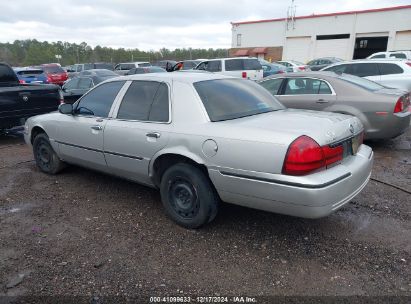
[258,71,411,140]
[24,73,373,228]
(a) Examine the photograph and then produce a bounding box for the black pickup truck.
[0,62,62,130]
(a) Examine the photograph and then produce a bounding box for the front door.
[104,80,171,185]
[56,80,126,171]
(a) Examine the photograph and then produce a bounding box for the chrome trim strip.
[219,171,351,189]
[56,141,143,160]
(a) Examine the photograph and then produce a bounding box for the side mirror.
[58,103,73,114]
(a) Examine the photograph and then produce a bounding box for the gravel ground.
[0,128,410,303]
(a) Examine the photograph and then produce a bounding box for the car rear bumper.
[209,144,373,219]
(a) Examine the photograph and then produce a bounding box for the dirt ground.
[0,128,410,303]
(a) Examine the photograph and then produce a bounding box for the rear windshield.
[339,74,385,91]
[42,65,64,74]
[17,70,44,76]
[194,79,284,121]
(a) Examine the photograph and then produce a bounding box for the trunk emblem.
[349,124,354,134]
[22,96,29,102]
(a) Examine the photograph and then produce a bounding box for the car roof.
[330,58,407,64]
[261,71,340,80]
[107,71,233,84]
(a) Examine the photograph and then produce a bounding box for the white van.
[195,57,263,80]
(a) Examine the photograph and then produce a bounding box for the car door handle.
[91,125,103,131]
[146,132,161,139]
[316,99,328,103]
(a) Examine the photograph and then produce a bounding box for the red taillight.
[394,95,410,113]
[322,145,343,167]
[19,79,25,84]
[406,62,411,68]
[242,71,247,78]
[282,135,344,176]
[47,75,53,83]
[278,70,285,74]
[298,66,305,71]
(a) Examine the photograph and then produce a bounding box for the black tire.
[160,163,219,228]
[33,133,65,174]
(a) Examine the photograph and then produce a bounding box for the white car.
[321,59,411,92]
[368,51,411,60]
[114,62,151,75]
[194,57,263,80]
[277,60,310,72]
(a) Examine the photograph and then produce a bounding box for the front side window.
[194,79,284,121]
[259,78,283,95]
[75,81,125,117]
[117,81,169,122]
[349,63,379,77]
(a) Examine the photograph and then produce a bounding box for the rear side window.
[319,81,332,94]
[225,59,243,71]
[324,64,348,73]
[389,53,406,59]
[206,61,222,72]
[259,78,283,95]
[138,63,151,67]
[64,78,79,90]
[244,59,262,70]
[378,63,404,75]
[348,63,379,77]
[76,81,125,117]
[117,81,169,122]
[121,64,135,70]
[284,78,324,95]
[78,78,93,89]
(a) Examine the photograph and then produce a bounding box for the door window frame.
[279,77,336,96]
[72,80,128,119]
[111,80,172,124]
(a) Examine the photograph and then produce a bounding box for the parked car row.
[13,63,68,85]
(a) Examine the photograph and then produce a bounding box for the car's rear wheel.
[33,133,65,174]
[160,163,219,228]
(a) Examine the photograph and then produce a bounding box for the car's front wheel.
[160,163,219,228]
[33,133,65,174]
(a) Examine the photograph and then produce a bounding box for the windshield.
[95,70,118,77]
[339,74,385,91]
[194,79,284,122]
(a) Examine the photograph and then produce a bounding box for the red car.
[39,64,68,86]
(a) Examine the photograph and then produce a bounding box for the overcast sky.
[0,0,409,50]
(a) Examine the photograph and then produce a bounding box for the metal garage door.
[313,39,350,60]
[283,37,311,63]
[394,31,411,50]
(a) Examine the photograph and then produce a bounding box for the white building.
[230,5,411,63]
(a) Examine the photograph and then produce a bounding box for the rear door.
[276,77,336,110]
[104,80,171,184]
